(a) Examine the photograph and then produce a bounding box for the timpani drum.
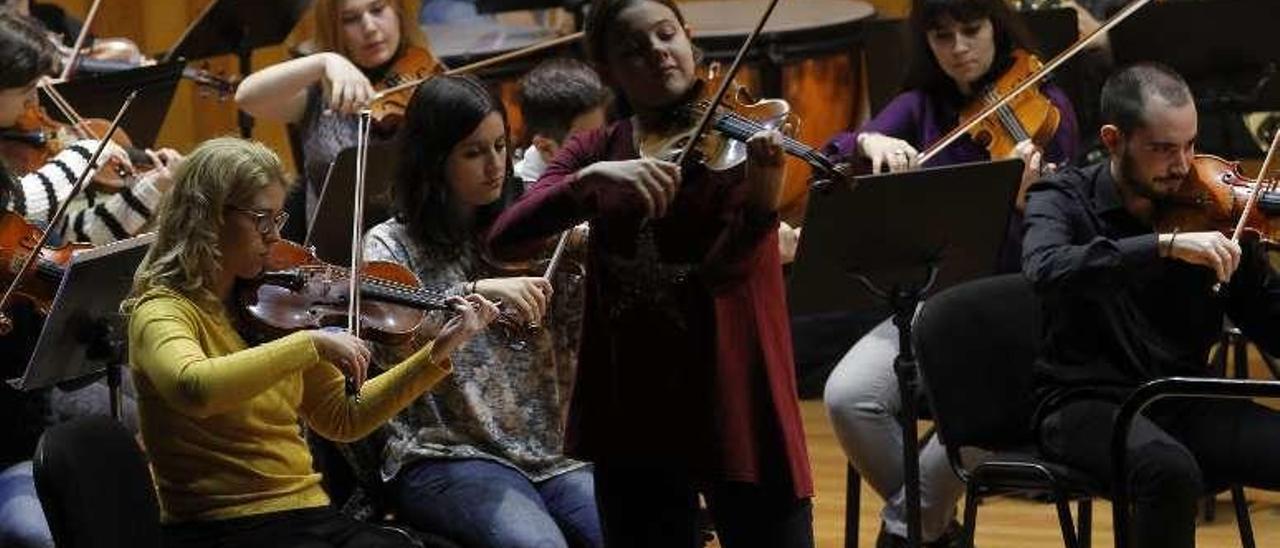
[684,0,876,222]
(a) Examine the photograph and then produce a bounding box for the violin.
[237,239,452,345]
[637,64,841,178]
[0,210,90,316]
[367,46,443,135]
[239,239,529,342]
[960,49,1061,160]
[917,0,1159,165]
[0,102,152,190]
[1154,154,1280,246]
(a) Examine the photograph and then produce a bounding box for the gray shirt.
[364,218,586,482]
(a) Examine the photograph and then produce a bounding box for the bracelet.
[1163,228,1180,257]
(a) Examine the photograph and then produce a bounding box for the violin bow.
[59,0,106,81]
[542,230,573,280]
[1229,123,1280,245]
[672,0,782,168]
[916,0,1158,165]
[342,108,373,400]
[370,31,585,103]
[0,90,136,335]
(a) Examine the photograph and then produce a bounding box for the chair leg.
[1077,499,1092,548]
[961,481,981,548]
[1053,490,1081,548]
[1231,485,1256,548]
[846,464,860,548]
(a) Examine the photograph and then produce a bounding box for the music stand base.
[857,263,940,548]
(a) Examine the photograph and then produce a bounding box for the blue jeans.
[393,458,601,548]
[0,462,53,548]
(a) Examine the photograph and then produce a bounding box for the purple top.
[824,84,1080,169]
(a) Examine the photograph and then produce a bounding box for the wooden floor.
[779,400,1280,548]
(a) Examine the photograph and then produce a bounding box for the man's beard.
[1118,148,1184,201]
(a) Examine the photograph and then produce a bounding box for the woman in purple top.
[827,0,1079,209]
[821,1,1080,546]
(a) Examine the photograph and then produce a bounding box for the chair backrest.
[914,274,1042,450]
[33,415,161,548]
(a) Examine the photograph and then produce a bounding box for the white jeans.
[823,316,982,541]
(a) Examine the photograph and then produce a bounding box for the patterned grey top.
[298,85,359,217]
[364,218,587,482]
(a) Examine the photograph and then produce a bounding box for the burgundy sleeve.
[487,127,609,262]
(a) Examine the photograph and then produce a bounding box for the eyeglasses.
[226,205,289,236]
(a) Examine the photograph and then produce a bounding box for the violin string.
[710,109,829,166]
[707,106,811,154]
[352,276,451,310]
[987,89,1031,144]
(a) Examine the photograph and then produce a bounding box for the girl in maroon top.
[486,0,813,546]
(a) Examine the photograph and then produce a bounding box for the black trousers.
[1039,398,1280,548]
[162,506,419,548]
[593,464,814,548]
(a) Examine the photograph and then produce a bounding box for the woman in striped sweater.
[0,10,180,548]
[0,9,181,246]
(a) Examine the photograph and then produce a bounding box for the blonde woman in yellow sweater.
[124,137,497,548]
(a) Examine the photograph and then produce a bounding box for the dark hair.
[0,9,57,89]
[518,58,610,143]
[390,74,520,252]
[583,0,685,66]
[903,0,1038,99]
[1100,63,1193,134]
[0,9,57,201]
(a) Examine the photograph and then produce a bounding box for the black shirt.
[1021,161,1280,415]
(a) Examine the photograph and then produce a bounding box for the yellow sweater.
[127,287,451,523]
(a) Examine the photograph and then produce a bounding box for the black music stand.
[164,0,314,138]
[788,159,1024,548]
[39,61,185,149]
[10,233,154,422]
[305,143,397,265]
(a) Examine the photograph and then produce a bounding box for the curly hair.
[123,137,292,311]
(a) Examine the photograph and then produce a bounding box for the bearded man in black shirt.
[1021,62,1280,548]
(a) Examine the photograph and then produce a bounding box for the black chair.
[912,274,1268,548]
[33,415,161,548]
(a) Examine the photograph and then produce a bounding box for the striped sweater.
[2,140,163,244]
